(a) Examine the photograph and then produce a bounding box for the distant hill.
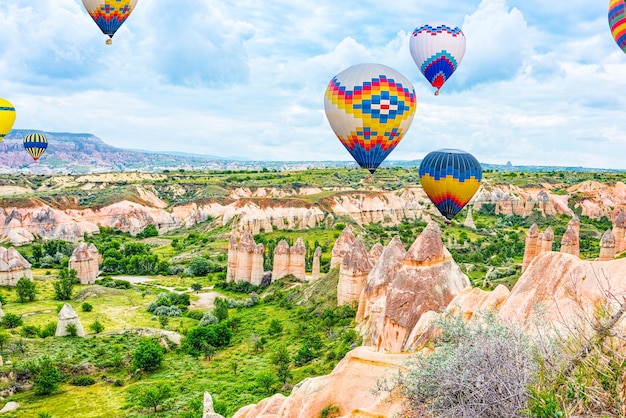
[0,130,621,175]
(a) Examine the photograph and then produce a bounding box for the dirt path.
[188,291,224,310]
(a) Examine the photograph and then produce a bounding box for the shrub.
[132,338,164,372]
[268,319,283,336]
[182,322,232,357]
[199,312,219,327]
[33,357,61,395]
[89,320,104,334]
[66,323,78,337]
[16,277,36,303]
[38,322,57,339]
[388,313,535,418]
[71,375,95,386]
[20,325,40,338]
[153,305,182,317]
[2,313,23,329]
[53,268,78,300]
[81,302,93,312]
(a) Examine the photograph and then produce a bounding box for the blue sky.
[1,0,625,169]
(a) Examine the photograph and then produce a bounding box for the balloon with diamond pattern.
[324,63,417,174]
[82,0,138,44]
[410,21,466,95]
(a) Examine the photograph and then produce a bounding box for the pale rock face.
[311,247,322,281]
[69,242,100,284]
[613,209,626,254]
[560,225,579,257]
[498,252,626,331]
[539,226,554,253]
[226,236,238,282]
[599,229,616,261]
[463,205,476,229]
[368,242,384,264]
[522,224,539,272]
[289,238,306,280]
[232,347,407,418]
[203,392,225,418]
[356,236,406,347]
[271,240,291,280]
[0,247,32,286]
[330,226,355,269]
[337,237,374,306]
[250,244,265,286]
[56,304,85,337]
[380,223,470,353]
[235,232,256,282]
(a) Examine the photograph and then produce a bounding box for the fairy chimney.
[226,235,238,282]
[463,205,476,230]
[613,209,626,254]
[568,215,581,255]
[234,232,256,282]
[599,229,616,261]
[337,237,374,306]
[330,226,355,269]
[560,226,579,257]
[311,247,322,281]
[289,238,306,280]
[271,240,291,280]
[538,227,554,253]
[69,242,100,284]
[0,247,32,286]
[250,244,265,286]
[369,243,384,264]
[56,304,85,337]
[522,224,539,271]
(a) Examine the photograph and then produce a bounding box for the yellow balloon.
[0,98,16,142]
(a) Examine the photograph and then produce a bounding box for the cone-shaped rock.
[337,237,374,306]
[330,226,355,269]
[56,303,85,337]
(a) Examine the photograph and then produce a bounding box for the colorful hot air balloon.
[23,133,48,161]
[0,98,16,142]
[419,149,482,221]
[324,63,417,174]
[409,22,466,95]
[82,0,138,45]
[609,0,626,53]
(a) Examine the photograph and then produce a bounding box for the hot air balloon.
[23,133,48,161]
[609,0,626,53]
[409,22,466,95]
[82,0,138,45]
[419,149,482,221]
[324,63,417,174]
[0,98,16,142]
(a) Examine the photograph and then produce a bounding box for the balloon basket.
[363,174,373,183]
[106,38,112,45]
[434,90,440,96]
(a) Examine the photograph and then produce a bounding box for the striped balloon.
[324,63,417,174]
[23,133,48,161]
[0,98,16,142]
[609,0,626,53]
[82,0,138,44]
[419,149,482,221]
[409,22,466,95]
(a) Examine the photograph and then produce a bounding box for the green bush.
[89,320,104,334]
[2,313,23,329]
[71,375,96,386]
[20,325,40,338]
[182,322,232,357]
[16,277,36,303]
[132,338,164,372]
[66,323,78,337]
[81,302,93,312]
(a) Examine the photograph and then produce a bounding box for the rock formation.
[233,232,257,283]
[462,205,476,229]
[330,226,355,269]
[337,237,374,306]
[271,240,290,280]
[203,392,225,418]
[232,347,406,418]
[56,304,85,337]
[538,226,554,254]
[560,225,579,257]
[613,208,626,254]
[368,242,384,264]
[356,236,406,347]
[69,242,100,284]
[0,303,4,321]
[250,244,265,286]
[289,238,306,281]
[379,223,470,353]
[598,229,616,261]
[568,215,581,256]
[226,235,238,282]
[311,247,322,281]
[522,224,539,271]
[0,247,32,286]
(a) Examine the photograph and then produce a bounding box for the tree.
[268,319,283,336]
[214,297,229,322]
[129,383,172,413]
[271,344,292,384]
[53,268,77,300]
[132,339,164,372]
[191,283,202,293]
[255,371,278,395]
[2,313,23,329]
[182,322,232,357]
[187,257,210,277]
[89,320,104,334]
[33,357,62,395]
[16,277,36,303]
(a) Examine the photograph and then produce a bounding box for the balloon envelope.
[0,98,16,142]
[609,0,626,53]
[324,63,417,174]
[82,0,138,43]
[409,22,466,95]
[419,149,482,220]
[23,133,48,161]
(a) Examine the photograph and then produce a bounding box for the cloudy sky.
[1,0,625,168]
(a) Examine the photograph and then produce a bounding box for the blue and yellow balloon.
[419,149,482,221]
[23,133,48,161]
[0,98,16,142]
